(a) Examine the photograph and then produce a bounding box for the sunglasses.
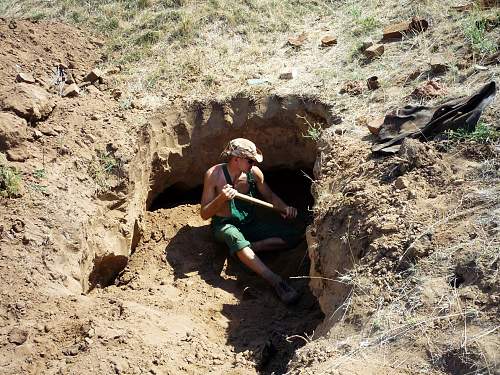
[243,158,256,165]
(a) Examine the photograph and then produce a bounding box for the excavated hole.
[85,95,333,373]
[147,167,322,374]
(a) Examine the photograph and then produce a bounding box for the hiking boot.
[273,280,299,305]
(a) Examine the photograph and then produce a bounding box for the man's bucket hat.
[221,138,263,162]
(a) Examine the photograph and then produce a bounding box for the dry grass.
[1,0,498,114]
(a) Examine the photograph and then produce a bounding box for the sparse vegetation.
[463,11,499,57]
[447,122,500,144]
[0,156,22,198]
[88,150,122,192]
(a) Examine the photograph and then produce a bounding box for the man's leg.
[213,223,299,304]
[236,247,298,304]
[236,246,281,284]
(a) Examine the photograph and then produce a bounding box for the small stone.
[6,147,29,162]
[105,66,121,75]
[8,327,28,345]
[16,73,35,84]
[364,44,384,59]
[367,76,380,90]
[279,68,298,80]
[382,17,428,41]
[63,345,80,356]
[320,35,337,47]
[394,176,409,190]
[359,40,373,52]
[339,80,363,96]
[112,89,122,99]
[83,68,103,83]
[366,117,384,135]
[287,32,306,47]
[33,129,43,140]
[62,83,80,98]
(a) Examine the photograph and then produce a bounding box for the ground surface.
[0,3,499,375]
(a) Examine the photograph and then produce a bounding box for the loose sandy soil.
[0,17,499,375]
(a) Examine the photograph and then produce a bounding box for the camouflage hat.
[221,138,263,162]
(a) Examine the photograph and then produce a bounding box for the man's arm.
[200,167,237,220]
[252,167,297,219]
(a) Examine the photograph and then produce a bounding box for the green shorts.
[212,213,304,256]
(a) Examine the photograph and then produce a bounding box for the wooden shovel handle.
[234,192,285,214]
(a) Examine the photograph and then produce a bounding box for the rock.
[363,44,384,59]
[430,56,449,74]
[63,345,80,356]
[111,89,122,99]
[359,40,374,52]
[11,219,25,233]
[287,32,306,47]
[6,147,29,162]
[16,73,35,84]
[410,80,446,100]
[279,68,298,80]
[367,76,380,90]
[0,83,55,122]
[33,129,43,140]
[394,176,409,190]
[91,38,105,47]
[62,84,80,98]
[366,117,384,135]
[8,327,28,345]
[339,81,363,96]
[320,35,337,47]
[83,68,103,83]
[0,112,28,150]
[382,17,429,41]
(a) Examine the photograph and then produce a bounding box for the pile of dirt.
[289,131,499,374]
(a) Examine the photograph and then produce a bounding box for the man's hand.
[281,206,297,219]
[221,184,237,201]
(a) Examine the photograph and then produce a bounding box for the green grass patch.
[463,11,499,56]
[447,122,500,144]
[0,157,22,198]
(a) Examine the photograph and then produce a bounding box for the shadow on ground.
[164,223,324,374]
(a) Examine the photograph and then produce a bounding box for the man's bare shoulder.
[205,163,225,182]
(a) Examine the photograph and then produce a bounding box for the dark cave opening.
[149,167,315,223]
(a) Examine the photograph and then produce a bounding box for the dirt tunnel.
[84,95,337,373]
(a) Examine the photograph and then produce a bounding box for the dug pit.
[81,95,337,373]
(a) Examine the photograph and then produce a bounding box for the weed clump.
[0,155,22,198]
[446,122,500,144]
[87,150,123,193]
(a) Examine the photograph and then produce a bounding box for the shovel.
[234,192,286,215]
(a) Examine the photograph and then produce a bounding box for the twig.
[289,275,337,282]
[470,325,500,342]
[285,334,311,344]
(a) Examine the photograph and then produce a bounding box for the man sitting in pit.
[200,138,303,304]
